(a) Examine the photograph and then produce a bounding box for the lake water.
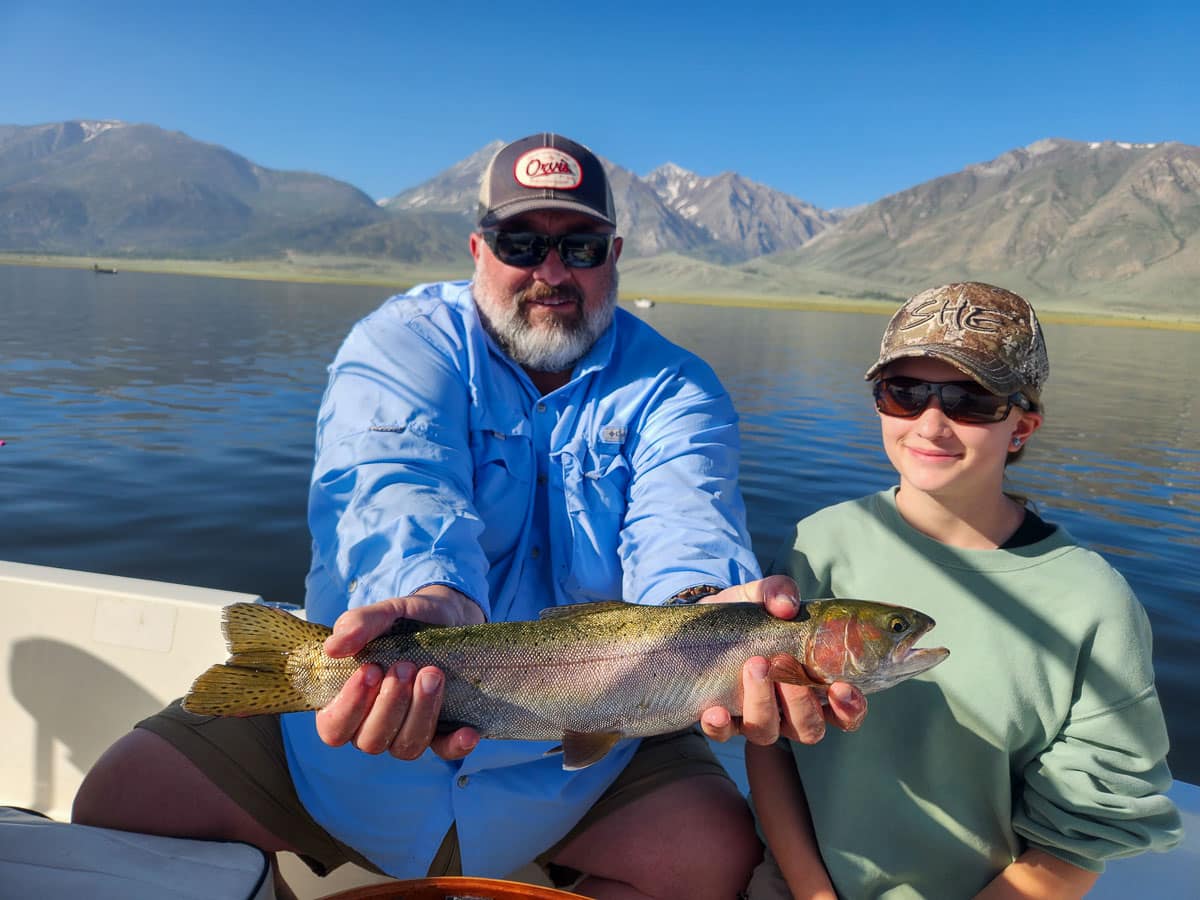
[2,264,1198,783]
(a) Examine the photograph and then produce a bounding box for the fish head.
[798,599,949,693]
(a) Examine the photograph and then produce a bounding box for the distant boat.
[634,298,654,309]
[92,264,118,274]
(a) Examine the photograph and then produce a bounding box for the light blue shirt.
[280,281,760,878]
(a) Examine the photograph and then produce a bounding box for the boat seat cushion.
[0,807,274,899]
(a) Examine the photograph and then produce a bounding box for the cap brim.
[479,197,616,229]
[864,344,1023,397]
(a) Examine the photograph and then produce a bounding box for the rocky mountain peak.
[645,162,703,203]
[380,140,503,211]
[78,120,127,142]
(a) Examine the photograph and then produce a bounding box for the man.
[74,133,865,899]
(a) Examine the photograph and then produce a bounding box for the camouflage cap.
[865,282,1050,400]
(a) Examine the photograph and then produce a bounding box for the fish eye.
[887,615,910,634]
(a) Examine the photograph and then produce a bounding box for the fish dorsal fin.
[538,601,630,622]
[555,730,625,770]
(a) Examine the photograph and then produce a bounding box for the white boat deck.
[2,560,1195,897]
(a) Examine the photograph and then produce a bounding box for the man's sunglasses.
[873,376,1032,424]
[481,230,614,269]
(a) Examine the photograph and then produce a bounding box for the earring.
[1011,437,1023,448]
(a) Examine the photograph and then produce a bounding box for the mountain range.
[1,121,1197,317]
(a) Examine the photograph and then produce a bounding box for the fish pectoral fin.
[557,730,624,770]
[766,653,822,687]
[537,601,631,621]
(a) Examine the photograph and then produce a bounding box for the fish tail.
[182,603,331,716]
[183,664,311,716]
[220,601,331,665]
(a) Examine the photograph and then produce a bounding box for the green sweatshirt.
[767,488,1182,899]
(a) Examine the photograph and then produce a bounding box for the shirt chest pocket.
[561,440,631,514]
[559,439,631,601]
[470,426,532,556]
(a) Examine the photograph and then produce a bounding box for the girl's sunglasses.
[874,376,1032,424]
[481,230,614,269]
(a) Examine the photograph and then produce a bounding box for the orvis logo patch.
[514,148,583,190]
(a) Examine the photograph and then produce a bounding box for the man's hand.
[315,585,485,761]
[697,575,867,745]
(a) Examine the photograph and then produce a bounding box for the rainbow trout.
[184,599,948,769]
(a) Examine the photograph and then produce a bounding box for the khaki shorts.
[137,700,731,880]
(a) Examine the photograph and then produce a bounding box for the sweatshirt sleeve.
[1013,582,1184,869]
[1014,688,1183,869]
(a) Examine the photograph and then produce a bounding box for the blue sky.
[2,1,1197,210]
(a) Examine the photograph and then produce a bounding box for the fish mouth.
[888,615,950,678]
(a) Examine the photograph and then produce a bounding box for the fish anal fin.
[766,653,822,687]
[559,730,624,770]
[538,601,631,621]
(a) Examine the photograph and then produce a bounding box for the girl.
[746,282,1181,899]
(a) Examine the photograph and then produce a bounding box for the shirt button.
[530,546,541,559]
[537,474,548,485]
[536,402,547,413]
[347,579,358,592]
[457,775,470,788]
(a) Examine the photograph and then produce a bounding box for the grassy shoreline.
[4,253,1198,332]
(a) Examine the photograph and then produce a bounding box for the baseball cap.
[477,133,616,229]
[864,282,1050,400]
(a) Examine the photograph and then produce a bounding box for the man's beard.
[473,269,619,373]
